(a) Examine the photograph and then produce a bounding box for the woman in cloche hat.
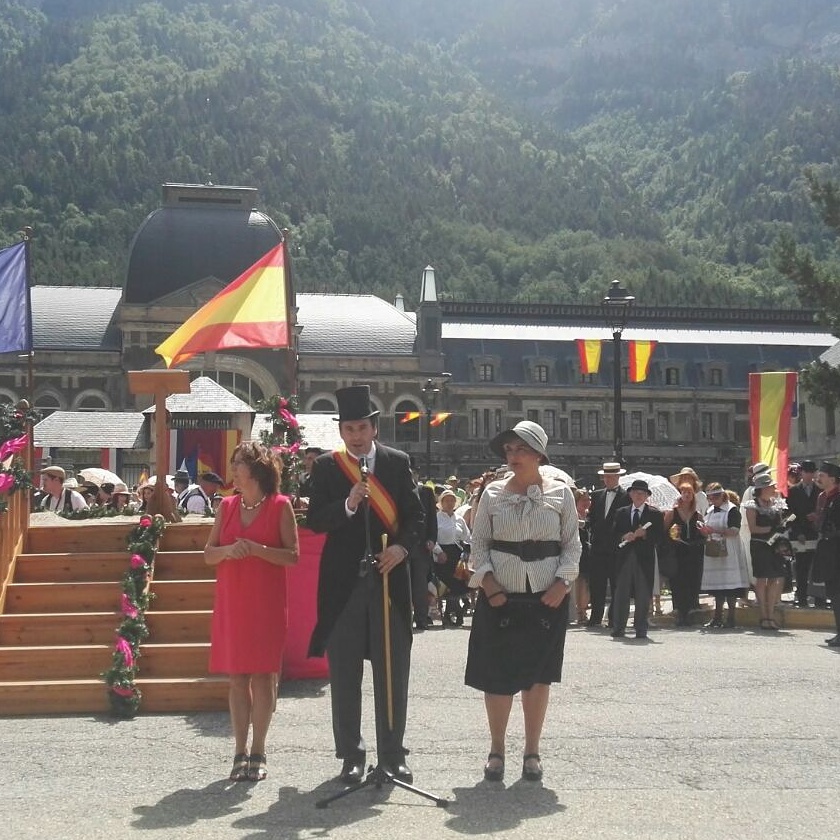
[464,420,580,783]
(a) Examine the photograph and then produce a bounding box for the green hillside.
[1,0,838,309]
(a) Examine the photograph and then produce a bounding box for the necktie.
[632,509,640,528]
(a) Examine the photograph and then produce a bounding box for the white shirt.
[41,488,88,513]
[469,479,581,592]
[436,510,471,546]
[344,445,376,518]
[178,484,209,514]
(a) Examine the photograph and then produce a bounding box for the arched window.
[309,398,337,412]
[73,390,111,411]
[34,392,62,419]
[394,399,422,444]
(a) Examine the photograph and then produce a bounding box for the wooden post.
[128,370,191,523]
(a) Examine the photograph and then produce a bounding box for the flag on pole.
[155,243,291,367]
[576,339,601,375]
[399,411,422,424]
[749,371,798,495]
[628,340,657,383]
[429,411,452,427]
[0,242,32,354]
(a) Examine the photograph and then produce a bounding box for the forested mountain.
[1,0,839,308]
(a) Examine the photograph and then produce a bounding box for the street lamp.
[420,378,439,480]
[602,280,635,464]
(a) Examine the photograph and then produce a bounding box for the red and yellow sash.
[333,449,399,534]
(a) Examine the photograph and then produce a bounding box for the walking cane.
[381,533,394,732]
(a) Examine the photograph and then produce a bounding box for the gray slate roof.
[31,287,122,350]
[297,293,416,355]
[33,411,147,449]
[820,340,840,366]
[141,376,255,414]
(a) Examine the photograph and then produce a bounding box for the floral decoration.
[0,401,38,514]
[102,513,166,717]
[255,394,306,498]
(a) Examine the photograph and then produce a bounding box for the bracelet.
[486,590,505,602]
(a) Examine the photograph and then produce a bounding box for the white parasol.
[145,474,175,490]
[619,471,680,510]
[539,464,576,485]
[78,467,124,487]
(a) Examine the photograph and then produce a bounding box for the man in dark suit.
[585,461,629,627]
[408,458,438,630]
[297,446,324,499]
[610,479,665,639]
[307,386,424,785]
[786,459,823,607]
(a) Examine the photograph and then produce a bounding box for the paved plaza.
[3,618,838,840]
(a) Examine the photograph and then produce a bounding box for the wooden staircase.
[0,520,227,715]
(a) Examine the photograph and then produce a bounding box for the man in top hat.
[610,479,665,639]
[585,461,629,628]
[39,466,88,513]
[786,459,823,607]
[307,385,424,784]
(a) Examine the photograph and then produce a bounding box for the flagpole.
[21,227,35,476]
[281,229,298,397]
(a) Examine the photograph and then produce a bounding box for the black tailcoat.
[306,442,424,657]
[612,502,665,587]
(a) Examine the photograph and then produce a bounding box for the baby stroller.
[434,542,471,626]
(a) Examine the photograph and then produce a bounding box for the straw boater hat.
[669,466,702,491]
[598,461,626,476]
[489,420,550,464]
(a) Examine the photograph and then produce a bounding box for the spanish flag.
[429,411,452,427]
[399,411,422,424]
[155,244,291,368]
[576,339,601,375]
[628,340,656,383]
[749,372,798,495]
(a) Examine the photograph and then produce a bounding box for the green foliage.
[1,1,840,306]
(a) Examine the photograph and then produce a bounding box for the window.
[534,364,549,383]
[709,368,723,386]
[470,409,479,438]
[527,409,539,424]
[76,394,108,411]
[826,406,836,438]
[665,368,681,386]
[394,400,422,444]
[544,410,556,438]
[630,411,643,440]
[674,411,689,440]
[570,410,582,440]
[310,398,336,412]
[494,409,502,434]
[657,412,670,440]
[579,373,597,384]
[717,412,730,439]
[478,364,494,382]
[701,412,714,440]
[559,417,569,439]
[587,410,599,440]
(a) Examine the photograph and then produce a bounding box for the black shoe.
[635,631,648,639]
[382,761,413,784]
[826,635,840,647]
[522,753,543,782]
[586,619,602,628]
[339,759,365,784]
[483,752,504,781]
[610,629,625,638]
[414,620,426,632]
[705,617,724,629]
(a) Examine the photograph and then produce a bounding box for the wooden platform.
[0,519,227,716]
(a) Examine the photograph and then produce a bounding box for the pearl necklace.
[240,495,266,511]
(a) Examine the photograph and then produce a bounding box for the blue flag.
[0,242,31,354]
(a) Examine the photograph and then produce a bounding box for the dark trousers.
[826,577,840,632]
[409,542,432,623]
[588,549,615,625]
[612,553,652,634]
[325,574,412,764]
[794,549,815,604]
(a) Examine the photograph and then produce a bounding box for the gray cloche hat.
[489,420,550,464]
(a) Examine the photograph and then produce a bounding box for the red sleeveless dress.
[209,494,290,674]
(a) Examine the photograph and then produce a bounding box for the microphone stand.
[316,456,449,810]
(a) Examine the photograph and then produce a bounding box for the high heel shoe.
[247,753,267,781]
[483,752,504,781]
[229,753,249,782]
[522,753,543,782]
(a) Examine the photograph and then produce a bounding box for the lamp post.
[602,280,635,464]
[420,378,439,480]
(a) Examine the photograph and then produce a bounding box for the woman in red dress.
[205,442,299,782]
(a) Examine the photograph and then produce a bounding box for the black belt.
[490,539,562,562]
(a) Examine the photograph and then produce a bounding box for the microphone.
[359,456,369,481]
[619,520,651,548]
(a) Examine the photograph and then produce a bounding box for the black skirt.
[750,539,787,579]
[465,590,570,695]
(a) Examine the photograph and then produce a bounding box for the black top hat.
[800,459,817,473]
[334,385,380,423]
[628,479,652,495]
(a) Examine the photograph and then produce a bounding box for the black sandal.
[522,753,543,782]
[229,753,249,782]
[247,753,267,781]
[483,752,504,781]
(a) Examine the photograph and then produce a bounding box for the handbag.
[454,557,471,582]
[704,536,728,558]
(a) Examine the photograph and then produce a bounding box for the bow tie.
[712,507,723,513]
[605,488,617,493]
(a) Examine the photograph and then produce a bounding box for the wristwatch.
[558,577,571,588]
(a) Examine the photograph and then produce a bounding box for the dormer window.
[533,364,549,383]
[478,363,495,382]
